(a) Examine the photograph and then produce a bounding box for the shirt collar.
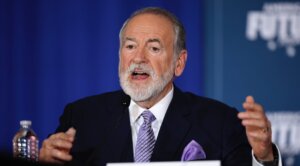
[129,85,174,124]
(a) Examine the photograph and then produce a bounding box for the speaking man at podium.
[39,7,282,166]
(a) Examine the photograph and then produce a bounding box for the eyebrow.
[147,38,161,45]
[123,37,161,45]
[122,37,161,48]
[123,37,137,43]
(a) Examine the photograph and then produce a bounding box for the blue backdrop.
[0,0,204,153]
[204,0,300,165]
[1,0,300,165]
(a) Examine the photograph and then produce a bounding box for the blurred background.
[1,0,299,165]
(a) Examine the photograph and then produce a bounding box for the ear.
[174,50,187,77]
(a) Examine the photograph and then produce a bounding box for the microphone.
[122,101,129,107]
[121,94,130,108]
[114,95,130,128]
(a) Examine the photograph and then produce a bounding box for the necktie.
[134,110,156,162]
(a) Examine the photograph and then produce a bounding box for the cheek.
[152,58,173,75]
[120,50,133,62]
[119,56,133,73]
[119,56,126,70]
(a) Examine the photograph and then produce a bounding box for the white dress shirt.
[129,86,174,154]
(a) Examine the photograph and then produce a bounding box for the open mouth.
[131,70,150,80]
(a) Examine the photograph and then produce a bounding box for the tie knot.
[141,110,156,124]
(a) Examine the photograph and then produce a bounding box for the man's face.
[119,14,176,102]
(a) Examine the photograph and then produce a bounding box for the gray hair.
[119,7,186,58]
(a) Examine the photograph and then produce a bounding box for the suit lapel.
[101,93,134,163]
[97,87,192,163]
[151,87,192,161]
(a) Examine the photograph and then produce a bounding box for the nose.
[132,47,147,64]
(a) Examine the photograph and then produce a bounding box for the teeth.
[132,71,148,75]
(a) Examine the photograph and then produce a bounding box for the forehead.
[123,13,174,40]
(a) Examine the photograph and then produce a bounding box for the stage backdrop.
[1,0,300,165]
[204,0,300,165]
[0,0,204,154]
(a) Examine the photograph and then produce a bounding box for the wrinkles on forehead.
[124,14,173,40]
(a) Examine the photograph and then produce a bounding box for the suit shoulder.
[185,92,234,108]
[68,90,126,106]
[57,89,129,131]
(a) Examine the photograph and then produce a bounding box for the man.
[39,7,281,166]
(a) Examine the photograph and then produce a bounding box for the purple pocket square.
[181,140,206,161]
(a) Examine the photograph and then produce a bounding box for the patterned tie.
[134,110,156,162]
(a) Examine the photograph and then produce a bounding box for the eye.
[150,47,160,53]
[147,41,162,54]
[123,40,137,51]
[125,44,135,50]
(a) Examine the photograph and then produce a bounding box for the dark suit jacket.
[55,86,252,166]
